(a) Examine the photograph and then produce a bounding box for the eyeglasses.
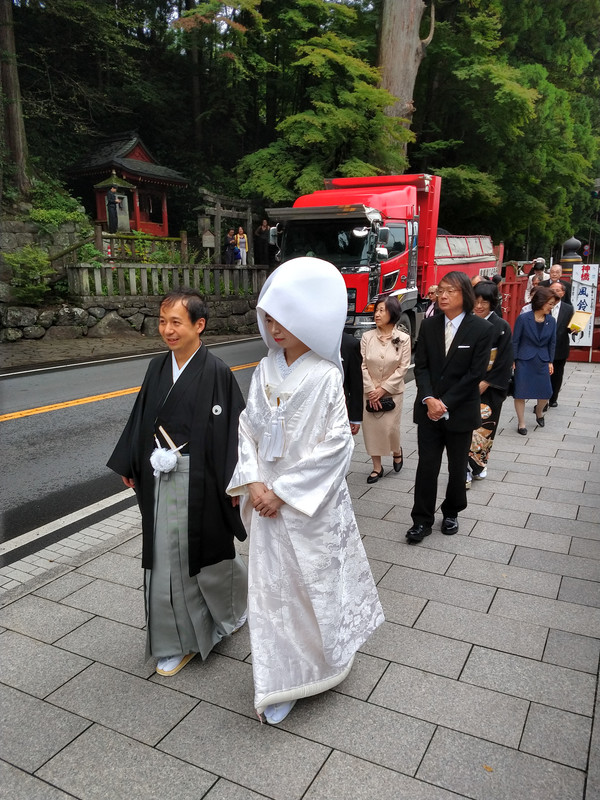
[436,287,460,296]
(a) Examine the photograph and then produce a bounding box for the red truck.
[267,174,502,341]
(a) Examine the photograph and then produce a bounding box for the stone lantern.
[559,236,582,278]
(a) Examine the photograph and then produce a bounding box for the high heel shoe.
[536,416,545,427]
[367,467,384,484]
[393,451,404,472]
[517,426,527,435]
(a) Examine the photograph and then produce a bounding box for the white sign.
[570,263,598,347]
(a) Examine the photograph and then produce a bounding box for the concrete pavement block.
[416,599,548,658]
[355,515,414,543]
[468,476,540,498]
[33,572,95,601]
[158,702,330,800]
[362,536,454,574]
[302,750,464,800]
[213,620,252,660]
[417,727,585,800]
[333,651,388,701]
[446,554,561,598]
[488,493,579,520]
[570,537,600,560]
[0,630,90,698]
[540,486,600,510]
[1,683,90,772]
[520,703,592,769]
[458,503,529,528]
[55,615,153,678]
[470,520,571,553]
[367,557,392,584]
[351,497,394,519]
[511,548,600,582]
[151,651,256,717]
[420,531,512,563]
[360,621,471,679]
[203,779,269,799]
[543,629,600,674]
[370,662,528,748]
[376,585,428,625]
[559,576,600,608]
[461,646,596,716]
[61,578,146,627]
[577,505,600,526]
[490,588,600,637]
[76,551,144,588]
[278,690,435,775]
[112,534,143,557]
[379,563,495,612]
[47,662,198,746]
[0,594,92,643]
[36,723,215,800]
[0,760,73,799]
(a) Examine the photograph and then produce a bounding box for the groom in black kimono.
[108,288,248,676]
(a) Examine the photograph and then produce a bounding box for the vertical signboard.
[570,263,598,346]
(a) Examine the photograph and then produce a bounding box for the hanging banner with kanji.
[570,263,598,346]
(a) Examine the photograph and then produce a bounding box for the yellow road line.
[0,360,260,423]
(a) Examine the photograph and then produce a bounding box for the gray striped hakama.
[145,456,248,660]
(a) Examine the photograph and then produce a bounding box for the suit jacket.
[540,278,573,305]
[484,313,513,393]
[513,311,556,363]
[553,301,573,361]
[413,313,494,432]
[341,332,363,423]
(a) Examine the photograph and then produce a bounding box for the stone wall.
[0,211,85,290]
[0,296,258,343]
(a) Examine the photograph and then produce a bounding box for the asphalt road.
[0,339,267,543]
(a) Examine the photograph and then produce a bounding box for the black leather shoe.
[406,524,432,544]
[393,451,404,472]
[441,516,459,535]
[536,416,545,427]
[549,400,558,408]
[517,426,527,435]
[367,467,384,484]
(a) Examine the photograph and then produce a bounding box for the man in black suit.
[540,264,572,305]
[341,332,363,435]
[406,271,494,544]
[548,281,573,408]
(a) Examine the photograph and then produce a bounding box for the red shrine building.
[68,131,188,236]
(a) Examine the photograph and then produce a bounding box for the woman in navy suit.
[513,286,557,434]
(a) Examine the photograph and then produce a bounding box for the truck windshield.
[281,219,371,268]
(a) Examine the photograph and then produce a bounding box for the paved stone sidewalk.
[1,363,599,799]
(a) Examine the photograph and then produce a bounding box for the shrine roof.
[69,131,188,186]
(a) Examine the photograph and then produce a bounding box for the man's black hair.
[160,288,209,324]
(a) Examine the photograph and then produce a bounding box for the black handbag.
[366,397,396,413]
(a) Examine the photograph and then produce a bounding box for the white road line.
[0,490,135,556]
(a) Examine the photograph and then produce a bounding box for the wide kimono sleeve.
[226,364,264,496]
[270,368,353,518]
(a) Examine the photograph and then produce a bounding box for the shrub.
[4,245,55,305]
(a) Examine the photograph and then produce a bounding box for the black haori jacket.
[107,346,247,576]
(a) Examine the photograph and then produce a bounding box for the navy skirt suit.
[513,311,556,399]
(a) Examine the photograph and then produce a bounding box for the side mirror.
[376,245,389,260]
[377,227,390,245]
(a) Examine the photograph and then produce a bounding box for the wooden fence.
[66,263,270,299]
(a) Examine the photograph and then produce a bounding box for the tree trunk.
[0,0,31,195]
[378,0,434,122]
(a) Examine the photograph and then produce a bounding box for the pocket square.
[458,345,471,349]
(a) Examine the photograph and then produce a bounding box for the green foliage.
[77,243,104,269]
[4,245,55,305]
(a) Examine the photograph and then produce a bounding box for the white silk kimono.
[227,350,384,715]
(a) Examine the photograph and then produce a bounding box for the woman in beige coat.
[361,296,412,484]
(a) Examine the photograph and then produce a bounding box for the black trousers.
[550,358,567,403]
[411,420,472,528]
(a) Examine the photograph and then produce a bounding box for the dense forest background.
[2,0,600,261]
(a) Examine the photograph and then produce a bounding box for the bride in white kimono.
[227,257,384,725]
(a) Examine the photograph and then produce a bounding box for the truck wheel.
[399,313,412,340]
